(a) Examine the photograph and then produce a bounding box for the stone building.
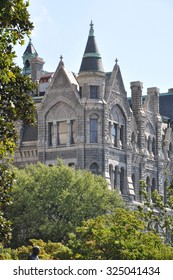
[14,22,173,204]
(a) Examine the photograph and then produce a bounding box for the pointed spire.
[89,20,94,36]
[23,38,38,56]
[58,55,64,68]
[113,58,119,71]
[79,22,104,73]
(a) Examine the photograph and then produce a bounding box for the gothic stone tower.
[16,22,173,205]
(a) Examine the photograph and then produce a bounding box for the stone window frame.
[90,85,99,99]
[89,113,100,144]
[109,104,126,150]
[47,119,77,147]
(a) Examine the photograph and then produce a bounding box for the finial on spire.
[89,20,94,36]
[58,55,64,68]
[115,58,118,65]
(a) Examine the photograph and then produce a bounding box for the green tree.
[68,208,173,260]
[7,162,125,247]
[137,180,173,245]
[0,0,35,244]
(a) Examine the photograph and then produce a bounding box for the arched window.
[131,132,136,147]
[90,114,99,143]
[120,167,125,194]
[164,180,168,205]
[68,163,75,168]
[114,166,119,189]
[151,178,156,202]
[168,142,173,159]
[109,164,113,187]
[132,172,135,188]
[146,176,150,194]
[90,162,99,175]
[152,138,156,156]
[147,136,151,152]
[110,105,126,149]
[151,178,156,193]
[25,59,30,69]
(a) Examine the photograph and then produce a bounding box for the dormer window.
[90,86,98,99]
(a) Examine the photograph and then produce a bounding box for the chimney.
[147,87,160,115]
[130,81,143,115]
[30,57,45,82]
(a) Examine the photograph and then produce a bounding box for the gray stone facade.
[14,23,173,205]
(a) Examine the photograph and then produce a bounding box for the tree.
[67,208,173,260]
[137,180,173,245]
[0,0,35,244]
[6,162,125,247]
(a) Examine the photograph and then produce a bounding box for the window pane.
[57,121,67,145]
[90,119,98,143]
[90,163,99,174]
[71,120,77,144]
[90,86,98,99]
[48,122,53,146]
[112,123,117,146]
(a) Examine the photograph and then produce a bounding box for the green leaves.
[6,162,124,247]
[0,0,35,244]
[68,208,173,260]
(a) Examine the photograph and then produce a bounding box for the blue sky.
[15,0,173,96]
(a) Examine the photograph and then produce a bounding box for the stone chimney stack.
[30,56,45,82]
[130,81,143,115]
[147,87,160,115]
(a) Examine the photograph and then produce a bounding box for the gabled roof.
[79,21,104,73]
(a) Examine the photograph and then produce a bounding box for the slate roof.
[79,22,104,73]
[159,93,173,120]
[23,39,38,56]
[128,92,173,120]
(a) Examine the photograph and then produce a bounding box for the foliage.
[0,239,72,260]
[67,208,173,260]
[137,180,173,244]
[0,0,35,244]
[6,162,125,247]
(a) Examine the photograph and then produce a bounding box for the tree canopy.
[0,0,35,243]
[7,162,125,247]
[67,208,173,260]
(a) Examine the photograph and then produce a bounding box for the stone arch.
[89,113,99,119]
[109,105,126,149]
[46,101,77,121]
[110,104,126,124]
[146,122,155,135]
[90,162,99,175]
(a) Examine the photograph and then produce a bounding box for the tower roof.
[79,21,104,73]
[23,38,38,56]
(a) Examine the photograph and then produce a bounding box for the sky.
[15,0,173,96]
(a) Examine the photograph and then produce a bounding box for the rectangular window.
[112,123,117,147]
[48,122,54,146]
[90,86,98,99]
[57,121,67,145]
[90,119,98,143]
[70,120,77,144]
[120,125,124,148]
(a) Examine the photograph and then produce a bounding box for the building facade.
[14,22,173,204]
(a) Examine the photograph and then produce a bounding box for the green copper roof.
[79,21,104,73]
